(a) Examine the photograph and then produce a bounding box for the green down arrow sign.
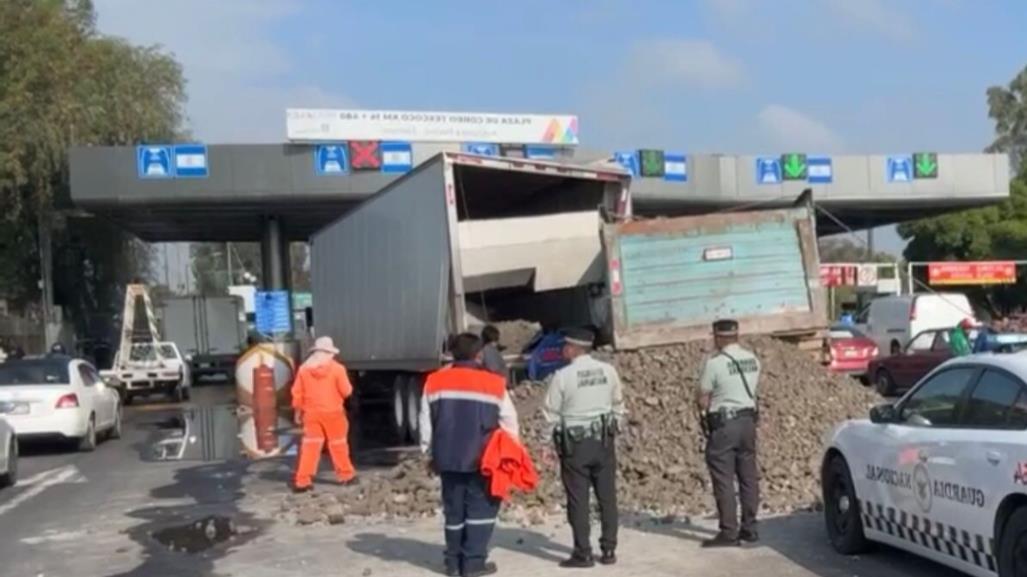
[781,153,807,180]
[914,152,938,179]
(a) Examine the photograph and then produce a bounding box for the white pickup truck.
[100,342,192,404]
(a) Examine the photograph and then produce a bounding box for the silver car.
[0,409,16,488]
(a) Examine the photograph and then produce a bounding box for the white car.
[0,415,15,487]
[822,352,1027,577]
[0,356,121,451]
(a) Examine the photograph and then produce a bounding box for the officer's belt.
[705,407,757,431]
[557,421,604,441]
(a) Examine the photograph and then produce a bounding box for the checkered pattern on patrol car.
[859,499,996,572]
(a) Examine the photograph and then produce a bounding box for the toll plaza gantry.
[68,110,1011,323]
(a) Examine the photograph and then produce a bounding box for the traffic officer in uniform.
[543,328,626,568]
[696,319,761,548]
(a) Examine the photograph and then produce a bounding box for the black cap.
[564,327,595,348]
[713,319,739,336]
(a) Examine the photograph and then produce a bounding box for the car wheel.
[172,384,185,404]
[823,456,870,555]
[182,386,191,401]
[78,415,97,452]
[109,406,123,440]
[998,506,1027,577]
[123,393,134,406]
[875,370,895,397]
[0,438,17,488]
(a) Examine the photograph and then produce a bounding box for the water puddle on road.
[151,515,236,554]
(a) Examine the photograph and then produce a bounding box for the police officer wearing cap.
[543,328,626,568]
[696,319,761,548]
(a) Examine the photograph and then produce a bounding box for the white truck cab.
[100,342,192,404]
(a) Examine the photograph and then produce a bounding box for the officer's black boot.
[559,554,595,569]
[701,532,741,548]
[739,529,759,544]
[599,549,617,565]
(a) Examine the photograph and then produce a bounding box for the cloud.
[757,104,845,152]
[627,39,745,89]
[93,0,353,143]
[825,0,914,42]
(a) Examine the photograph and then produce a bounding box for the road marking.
[0,465,87,516]
[20,529,87,545]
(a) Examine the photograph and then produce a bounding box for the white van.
[857,292,975,356]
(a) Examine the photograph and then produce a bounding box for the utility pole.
[226,241,234,287]
[37,213,55,349]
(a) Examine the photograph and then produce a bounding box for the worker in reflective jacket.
[290,336,356,492]
[420,333,519,577]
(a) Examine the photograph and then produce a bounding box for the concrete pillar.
[259,215,293,341]
[260,216,289,291]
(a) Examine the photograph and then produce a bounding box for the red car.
[825,325,879,378]
[867,328,953,396]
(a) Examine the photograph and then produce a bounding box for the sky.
[92,0,1027,268]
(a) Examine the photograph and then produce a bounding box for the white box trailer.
[310,152,825,443]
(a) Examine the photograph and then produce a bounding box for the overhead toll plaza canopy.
[69,143,1011,242]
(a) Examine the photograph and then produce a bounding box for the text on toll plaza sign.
[927,261,1017,285]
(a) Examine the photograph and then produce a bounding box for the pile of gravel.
[280,337,879,524]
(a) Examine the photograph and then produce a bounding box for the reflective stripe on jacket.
[421,363,517,473]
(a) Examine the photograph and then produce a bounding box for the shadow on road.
[105,459,268,577]
[348,526,573,575]
[628,510,965,577]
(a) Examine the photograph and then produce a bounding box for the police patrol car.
[822,351,1027,577]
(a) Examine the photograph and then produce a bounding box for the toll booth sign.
[137,145,174,179]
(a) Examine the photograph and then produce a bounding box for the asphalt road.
[0,384,969,577]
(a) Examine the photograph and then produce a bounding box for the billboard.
[928,261,1016,285]
[286,109,579,145]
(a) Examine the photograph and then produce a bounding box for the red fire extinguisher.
[253,356,278,452]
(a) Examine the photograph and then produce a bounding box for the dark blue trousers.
[441,471,501,574]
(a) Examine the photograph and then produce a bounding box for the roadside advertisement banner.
[928,261,1017,285]
[287,108,579,145]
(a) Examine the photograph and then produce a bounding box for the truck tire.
[393,375,410,443]
[405,375,424,444]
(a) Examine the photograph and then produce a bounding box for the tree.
[818,237,899,264]
[0,0,185,339]
[190,242,311,295]
[987,65,1027,172]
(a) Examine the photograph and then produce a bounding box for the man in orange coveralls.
[291,336,356,492]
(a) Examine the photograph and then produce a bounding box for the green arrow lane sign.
[781,153,807,180]
[914,152,938,179]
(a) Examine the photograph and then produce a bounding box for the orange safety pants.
[293,411,356,488]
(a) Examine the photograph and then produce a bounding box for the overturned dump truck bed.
[310,153,631,372]
[601,206,826,349]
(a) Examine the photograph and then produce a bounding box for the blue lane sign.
[255,291,292,334]
[380,141,413,174]
[887,155,913,183]
[315,144,349,175]
[137,145,173,179]
[525,145,556,160]
[613,151,639,176]
[664,153,687,182]
[173,144,208,178]
[807,156,833,184]
[462,142,499,156]
[755,157,781,184]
